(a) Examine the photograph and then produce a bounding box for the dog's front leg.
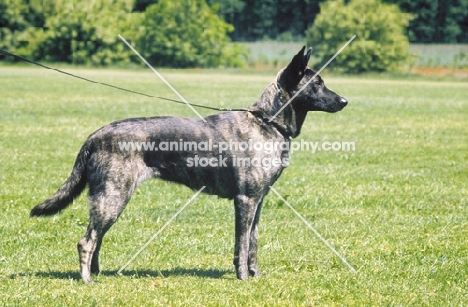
[233,194,259,280]
[248,198,264,277]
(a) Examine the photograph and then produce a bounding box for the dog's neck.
[249,78,308,139]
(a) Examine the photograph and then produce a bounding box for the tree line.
[200,0,468,43]
[1,0,467,70]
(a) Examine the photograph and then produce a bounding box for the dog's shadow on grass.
[28,267,232,281]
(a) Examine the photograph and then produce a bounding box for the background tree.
[136,0,247,68]
[383,0,468,43]
[208,0,322,41]
[35,0,135,65]
[0,0,44,60]
[306,0,412,73]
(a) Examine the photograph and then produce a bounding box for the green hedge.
[306,0,412,73]
[0,0,247,68]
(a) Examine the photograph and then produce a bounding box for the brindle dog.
[31,47,348,283]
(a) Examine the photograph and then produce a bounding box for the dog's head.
[278,46,348,113]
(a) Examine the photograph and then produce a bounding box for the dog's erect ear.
[279,46,312,90]
[304,47,312,65]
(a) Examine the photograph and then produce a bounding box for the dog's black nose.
[340,97,348,105]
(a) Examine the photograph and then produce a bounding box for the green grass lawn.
[1,66,467,306]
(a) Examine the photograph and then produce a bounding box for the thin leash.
[0,49,247,112]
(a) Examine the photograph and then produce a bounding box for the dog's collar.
[247,110,290,139]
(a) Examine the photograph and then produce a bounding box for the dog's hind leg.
[77,156,151,283]
[78,163,139,283]
[90,236,103,275]
[78,218,101,284]
[78,192,130,283]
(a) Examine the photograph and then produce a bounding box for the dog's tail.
[30,142,91,217]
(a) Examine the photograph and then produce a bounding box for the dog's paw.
[235,266,249,281]
[249,268,264,278]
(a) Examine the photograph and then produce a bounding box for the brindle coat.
[31,47,348,283]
